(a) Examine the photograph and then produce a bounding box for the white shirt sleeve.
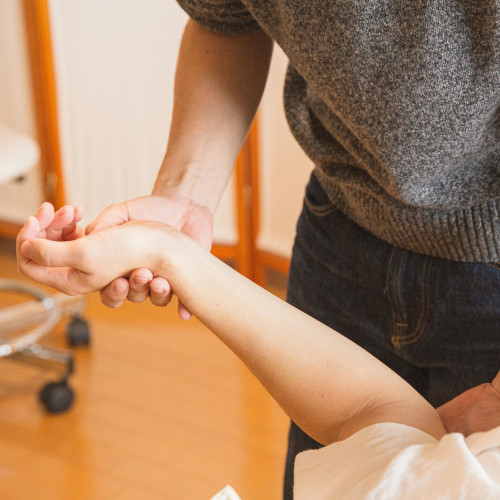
[294,423,500,500]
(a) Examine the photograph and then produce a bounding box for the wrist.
[152,156,232,215]
[151,227,201,299]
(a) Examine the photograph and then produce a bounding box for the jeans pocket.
[304,174,337,217]
[387,249,433,350]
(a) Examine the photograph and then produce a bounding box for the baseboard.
[211,243,238,262]
[255,249,290,276]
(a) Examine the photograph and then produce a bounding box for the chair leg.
[9,343,73,378]
[10,344,75,413]
[0,281,87,413]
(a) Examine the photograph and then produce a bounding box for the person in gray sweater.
[79,1,499,497]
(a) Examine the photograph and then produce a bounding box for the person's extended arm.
[85,20,273,313]
[18,216,445,444]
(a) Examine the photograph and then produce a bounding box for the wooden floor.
[0,239,289,499]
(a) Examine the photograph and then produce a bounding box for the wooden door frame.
[213,117,290,284]
[0,0,65,239]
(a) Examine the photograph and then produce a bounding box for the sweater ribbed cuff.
[176,0,261,35]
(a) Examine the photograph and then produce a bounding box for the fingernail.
[151,286,164,294]
[135,277,148,285]
[114,282,127,293]
[56,205,69,217]
[23,216,35,230]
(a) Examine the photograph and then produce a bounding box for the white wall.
[258,46,313,258]
[0,0,43,224]
[49,0,237,244]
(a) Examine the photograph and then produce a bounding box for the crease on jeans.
[395,256,433,347]
[386,247,409,350]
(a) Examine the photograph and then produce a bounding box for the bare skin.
[17,203,500,439]
[437,371,500,436]
[86,194,213,313]
[17,205,446,445]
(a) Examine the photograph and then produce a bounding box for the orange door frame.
[0,0,65,239]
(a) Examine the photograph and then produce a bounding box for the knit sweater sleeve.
[176,0,261,35]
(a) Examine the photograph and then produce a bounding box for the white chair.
[0,124,40,183]
[0,124,90,413]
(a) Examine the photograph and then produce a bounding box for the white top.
[294,423,500,499]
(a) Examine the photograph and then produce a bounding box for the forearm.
[19,217,444,443]
[163,234,445,444]
[153,20,273,213]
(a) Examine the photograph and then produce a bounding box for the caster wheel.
[39,381,74,413]
[67,316,91,347]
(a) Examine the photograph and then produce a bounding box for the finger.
[54,205,74,228]
[45,205,75,240]
[63,224,85,241]
[62,206,85,241]
[21,237,86,270]
[178,301,192,321]
[16,216,41,268]
[74,205,84,223]
[100,278,129,308]
[127,268,153,303]
[35,202,55,231]
[17,215,40,249]
[86,203,129,235]
[149,277,172,307]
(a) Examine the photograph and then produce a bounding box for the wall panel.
[0,0,43,224]
[49,0,237,244]
[257,46,313,259]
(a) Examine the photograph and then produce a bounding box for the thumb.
[86,203,130,235]
[21,237,87,271]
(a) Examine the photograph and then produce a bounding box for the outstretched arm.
[17,212,445,444]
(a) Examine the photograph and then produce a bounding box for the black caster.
[66,315,91,347]
[39,380,74,413]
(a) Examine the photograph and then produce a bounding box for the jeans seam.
[485,262,500,271]
[396,257,433,347]
[304,197,337,217]
[387,248,409,349]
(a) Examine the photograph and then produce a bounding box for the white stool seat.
[0,124,40,183]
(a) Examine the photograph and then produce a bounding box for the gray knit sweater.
[177,0,500,262]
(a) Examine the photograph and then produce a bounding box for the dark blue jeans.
[283,172,500,499]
